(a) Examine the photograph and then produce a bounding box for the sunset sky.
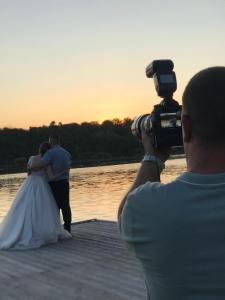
[0,0,225,129]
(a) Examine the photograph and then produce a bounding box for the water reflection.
[0,159,186,222]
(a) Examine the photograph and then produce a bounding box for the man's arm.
[46,166,69,181]
[118,131,170,219]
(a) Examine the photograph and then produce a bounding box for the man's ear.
[182,114,192,142]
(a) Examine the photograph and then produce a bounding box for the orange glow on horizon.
[0,1,224,130]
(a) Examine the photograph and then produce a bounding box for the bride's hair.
[39,142,51,157]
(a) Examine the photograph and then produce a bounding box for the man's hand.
[141,130,171,163]
[141,130,155,154]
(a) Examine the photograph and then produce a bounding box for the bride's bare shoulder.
[28,155,41,166]
[32,155,41,160]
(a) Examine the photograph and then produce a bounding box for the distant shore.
[0,156,142,175]
[0,153,185,176]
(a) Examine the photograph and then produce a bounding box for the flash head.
[146,59,177,98]
[146,60,174,78]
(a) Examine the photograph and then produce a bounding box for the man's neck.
[186,142,225,174]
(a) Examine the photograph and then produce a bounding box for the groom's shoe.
[64,223,71,233]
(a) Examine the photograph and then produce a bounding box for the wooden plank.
[0,220,146,300]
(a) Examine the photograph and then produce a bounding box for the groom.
[32,134,72,232]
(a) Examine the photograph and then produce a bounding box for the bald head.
[182,66,225,145]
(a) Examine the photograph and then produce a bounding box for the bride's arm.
[46,166,69,181]
[27,156,43,175]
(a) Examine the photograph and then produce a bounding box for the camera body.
[131,60,183,147]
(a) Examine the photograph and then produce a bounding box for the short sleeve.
[42,150,53,166]
[119,195,135,243]
[119,182,163,248]
[119,183,150,244]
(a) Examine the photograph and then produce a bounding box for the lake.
[0,158,186,222]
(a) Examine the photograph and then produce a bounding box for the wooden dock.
[0,220,146,300]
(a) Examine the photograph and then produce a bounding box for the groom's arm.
[30,151,52,171]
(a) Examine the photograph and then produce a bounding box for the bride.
[0,142,71,250]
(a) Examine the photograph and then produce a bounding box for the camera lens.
[131,114,150,138]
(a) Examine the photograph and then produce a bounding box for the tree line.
[0,118,184,173]
[0,118,145,173]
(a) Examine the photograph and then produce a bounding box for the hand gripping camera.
[131,59,183,147]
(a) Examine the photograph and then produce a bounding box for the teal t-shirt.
[119,172,225,300]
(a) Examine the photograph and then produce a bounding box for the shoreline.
[0,154,185,176]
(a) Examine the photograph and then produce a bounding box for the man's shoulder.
[42,147,58,160]
[120,180,181,235]
[126,180,180,213]
[129,180,177,198]
[60,146,71,157]
[51,145,66,153]
[52,146,71,159]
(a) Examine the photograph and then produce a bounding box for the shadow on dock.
[0,220,146,300]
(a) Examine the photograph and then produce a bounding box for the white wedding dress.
[0,157,71,250]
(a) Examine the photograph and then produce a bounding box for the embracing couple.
[0,134,72,250]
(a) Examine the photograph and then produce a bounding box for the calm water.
[0,159,186,222]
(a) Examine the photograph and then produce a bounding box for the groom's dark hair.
[49,134,60,144]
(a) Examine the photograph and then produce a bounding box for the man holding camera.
[118,66,225,300]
